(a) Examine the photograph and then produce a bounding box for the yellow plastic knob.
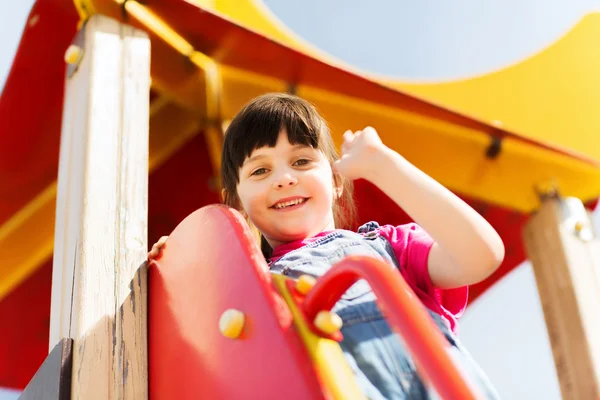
[219,309,245,339]
[574,220,584,232]
[64,45,83,65]
[314,311,343,335]
[296,274,317,295]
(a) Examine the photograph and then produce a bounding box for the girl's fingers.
[148,236,169,260]
[363,126,376,135]
[332,155,345,172]
[332,160,340,173]
[148,249,160,261]
[341,130,357,155]
[341,141,349,155]
[343,130,357,145]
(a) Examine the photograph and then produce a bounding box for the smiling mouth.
[272,198,308,209]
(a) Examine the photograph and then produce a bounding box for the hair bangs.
[224,95,321,178]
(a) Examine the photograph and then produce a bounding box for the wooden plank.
[19,338,73,400]
[523,196,600,400]
[49,15,149,399]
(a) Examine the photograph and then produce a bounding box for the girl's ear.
[221,189,227,203]
[333,186,343,199]
[333,174,343,199]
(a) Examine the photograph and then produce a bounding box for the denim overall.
[269,222,500,400]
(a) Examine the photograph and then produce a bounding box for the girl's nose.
[274,173,298,189]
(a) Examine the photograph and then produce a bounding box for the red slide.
[148,205,478,399]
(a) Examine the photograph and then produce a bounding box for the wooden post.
[523,195,600,400]
[49,15,150,399]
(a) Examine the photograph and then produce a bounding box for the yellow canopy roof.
[206,1,600,211]
[214,1,600,164]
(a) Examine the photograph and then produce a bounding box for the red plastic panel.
[148,205,327,399]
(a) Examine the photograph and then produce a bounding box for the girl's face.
[237,130,338,250]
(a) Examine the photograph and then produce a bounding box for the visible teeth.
[275,198,305,209]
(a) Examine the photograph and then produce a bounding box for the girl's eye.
[294,158,310,167]
[251,168,268,176]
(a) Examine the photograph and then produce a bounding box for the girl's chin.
[272,227,313,241]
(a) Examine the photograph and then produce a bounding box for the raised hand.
[333,126,386,181]
[148,236,169,261]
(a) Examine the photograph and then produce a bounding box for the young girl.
[149,93,504,399]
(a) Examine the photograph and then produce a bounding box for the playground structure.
[2,1,600,399]
[148,205,480,399]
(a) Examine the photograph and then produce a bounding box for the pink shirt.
[270,224,468,333]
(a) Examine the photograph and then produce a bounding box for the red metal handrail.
[302,256,480,400]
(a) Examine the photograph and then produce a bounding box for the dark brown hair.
[221,93,356,257]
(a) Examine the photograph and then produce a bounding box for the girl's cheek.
[247,189,265,205]
[257,180,271,195]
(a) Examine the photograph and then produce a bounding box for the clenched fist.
[333,126,387,181]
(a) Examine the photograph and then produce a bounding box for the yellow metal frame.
[124,0,224,180]
[73,0,95,23]
[272,275,365,400]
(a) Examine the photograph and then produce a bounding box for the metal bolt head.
[219,309,245,339]
[561,197,595,242]
[314,311,343,335]
[64,45,83,66]
[296,274,317,295]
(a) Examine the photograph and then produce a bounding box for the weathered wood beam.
[49,15,150,399]
[523,195,600,400]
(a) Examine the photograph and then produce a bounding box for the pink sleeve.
[377,224,468,319]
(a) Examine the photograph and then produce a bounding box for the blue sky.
[0,388,18,400]
[3,0,600,91]
[264,0,600,81]
[0,0,35,93]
